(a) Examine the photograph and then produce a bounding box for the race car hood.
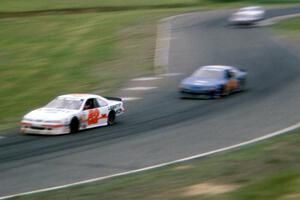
[24,108,78,121]
[181,77,224,87]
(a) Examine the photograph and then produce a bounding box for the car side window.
[93,98,100,108]
[97,98,108,107]
[225,70,231,79]
[84,98,95,110]
[225,70,235,79]
[229,70,236,78]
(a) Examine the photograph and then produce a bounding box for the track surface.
[1,7,300,197]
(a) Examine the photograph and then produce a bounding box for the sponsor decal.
[87,109,100,125]
[100,114,108,119]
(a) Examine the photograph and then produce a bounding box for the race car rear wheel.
[107,111,116,126]
[70,118,79,134]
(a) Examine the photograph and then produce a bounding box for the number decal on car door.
[87,109,100,125]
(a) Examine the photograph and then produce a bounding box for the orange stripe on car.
[43,124,65,128]
[100,114,108,119]
[20,122,32,126]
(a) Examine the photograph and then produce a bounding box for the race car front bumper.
[20,121,70,135]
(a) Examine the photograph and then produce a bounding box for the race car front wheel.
[70,118,79,134]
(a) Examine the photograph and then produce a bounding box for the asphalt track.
[1,7,300,197]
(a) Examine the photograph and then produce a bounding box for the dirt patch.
[182,182,240,197]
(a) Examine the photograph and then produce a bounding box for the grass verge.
[0,0,300,13]
[0,0,299,12]
[5,128,300,200]
[273,16,300,44]
[0,0,201,12]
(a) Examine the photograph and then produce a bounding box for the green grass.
[0,0,201,12]
[0,0,299,12]
[275,16,300,31]
[6,129,300,200]
[209,0,300,4]
[274,16,300,43]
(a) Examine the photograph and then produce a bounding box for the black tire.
[107,111,116,126]
[212,89,221,99]
[223,88,230,96]
[218,86,229,98]
[69,118,79,134]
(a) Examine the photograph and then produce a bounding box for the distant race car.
[20,94,125,135]
[179,65,247,99]
[229,6,265,25]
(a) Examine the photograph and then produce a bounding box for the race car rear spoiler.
[104,96,122,102]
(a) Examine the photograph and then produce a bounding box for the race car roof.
[239,6,263,11]
[58,94,100,100]
[201,65,234,71]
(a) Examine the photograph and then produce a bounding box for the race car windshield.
[192,69,224,79]
[45,98,83,110]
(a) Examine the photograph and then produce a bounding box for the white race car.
[20,94,125,135]
[229,6,265,25]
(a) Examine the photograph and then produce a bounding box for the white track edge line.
[1,122,300,200]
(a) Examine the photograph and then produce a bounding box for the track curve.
[1,6,300,197]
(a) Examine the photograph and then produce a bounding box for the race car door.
[82,98,108,128]
[96,97,110,125]
[225,69,238,92]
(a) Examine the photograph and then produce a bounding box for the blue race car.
[179,65,247,99]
